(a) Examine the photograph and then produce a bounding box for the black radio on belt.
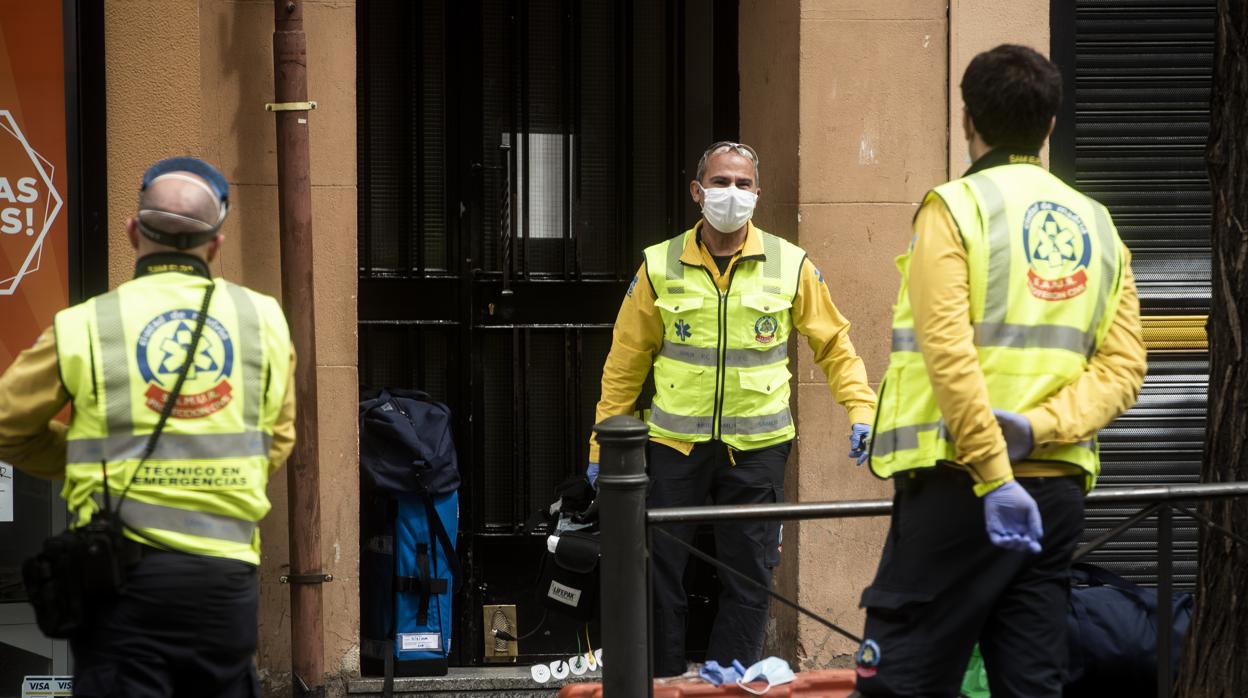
[22,493,129,638]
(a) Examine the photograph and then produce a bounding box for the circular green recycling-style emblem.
[754,315,778,344]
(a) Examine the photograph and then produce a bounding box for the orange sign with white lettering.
[0,1,69,370]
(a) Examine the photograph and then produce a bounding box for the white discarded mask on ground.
[736,656,796,695]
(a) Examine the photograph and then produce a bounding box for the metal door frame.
[357,0,739,664]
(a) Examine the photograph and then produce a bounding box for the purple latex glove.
[992,409,1034,464]
[983,481,1043,554]
[699,659,747,686]
[586,462,599,488]
[848,423,872,466]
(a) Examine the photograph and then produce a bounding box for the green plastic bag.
[961,645,991,697]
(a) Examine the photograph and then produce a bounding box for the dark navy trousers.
[855,467,1085,698]
[647,439,790,677]
[71,549,260,697]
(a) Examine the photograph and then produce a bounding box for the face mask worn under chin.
[736,656,796,695]
[699,184,757,234]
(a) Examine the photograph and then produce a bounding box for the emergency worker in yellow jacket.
[0,157,295,697]
[589,141,877,676]
[852,47,1146,698]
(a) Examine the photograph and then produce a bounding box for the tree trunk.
[1177,2,1248,696]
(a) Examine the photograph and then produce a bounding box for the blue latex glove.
[848,423,872,466]
[983,481,1043,554]
[586,462,599,488]
[992,409,1034,464]
[698,659,746,687]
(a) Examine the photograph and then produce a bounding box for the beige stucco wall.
[104,1,358,693]
[743,0,1050,669]
[948,0,1051,176]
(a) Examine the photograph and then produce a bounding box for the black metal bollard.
[594,416,652,698]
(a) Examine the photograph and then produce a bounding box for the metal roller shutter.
[1051,0,1215,588]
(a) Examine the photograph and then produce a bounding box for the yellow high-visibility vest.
[869,164,1125,488]
[55,272,291,565]
[643,227,807,451]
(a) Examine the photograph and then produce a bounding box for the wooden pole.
[272,1,324,695]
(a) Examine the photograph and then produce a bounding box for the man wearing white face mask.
[587,141,877,675]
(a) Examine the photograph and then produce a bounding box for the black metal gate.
[357,0,738,664]
[1050,0,1215,588]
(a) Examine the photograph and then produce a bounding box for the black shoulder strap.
[421,493,462,592]
[383,522,397,698]
[111,282,216,527]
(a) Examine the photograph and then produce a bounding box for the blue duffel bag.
[1064,562,1193,697]
[359,389,462,693]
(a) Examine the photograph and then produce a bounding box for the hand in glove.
[586,462,599,488]
[848,423,872,466]
[992,409,1034,464]
[983,481,1043,554]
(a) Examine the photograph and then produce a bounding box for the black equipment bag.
[359,388,462,692]
[1064,562,1193,697]
[360,388,459,496]
[536,530,600,622]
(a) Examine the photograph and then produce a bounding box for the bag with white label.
[536,531,600,621]
[360,490,459,686]
[359,389,461,691]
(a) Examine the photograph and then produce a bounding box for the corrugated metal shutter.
[1052,0,1215,588]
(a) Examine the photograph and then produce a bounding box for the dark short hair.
[960,44,1062,151]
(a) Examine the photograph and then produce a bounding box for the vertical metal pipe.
[272,1,325,695]
[595,415,652,698]
[1157,505,1173,698]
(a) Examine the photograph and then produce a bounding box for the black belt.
[121,538,178,566]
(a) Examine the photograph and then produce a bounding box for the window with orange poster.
[0,0,106,683]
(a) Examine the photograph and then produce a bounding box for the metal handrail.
[594,416,1248,698]
[647,481,1248,525]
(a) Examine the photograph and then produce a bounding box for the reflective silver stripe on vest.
[762,233,782,280]
[1085,204,1118,358]
[659,343,717,366]
[871,421,942,458]
[650,404,714,435]
[761,233,784,294]
[659,342,788,368]
[972,323,1094,353]
[225,283,265,425]
[893,323,1095,354]
[721,408,792,436]
[95,293,132,434]
[891,328,918,353]
[726,343,788,368]
[874,420,1097,460]
[968,174,1010,327]
[68,431,272,464]
[92,493,257,545]
[666,236,685,280]
[650,405,792,437]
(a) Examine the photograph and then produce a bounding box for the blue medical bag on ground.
[361,491,458,677]
[359,389,462,688]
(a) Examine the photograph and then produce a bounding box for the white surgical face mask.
[698,184,757,234]
[737,656,796,695]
